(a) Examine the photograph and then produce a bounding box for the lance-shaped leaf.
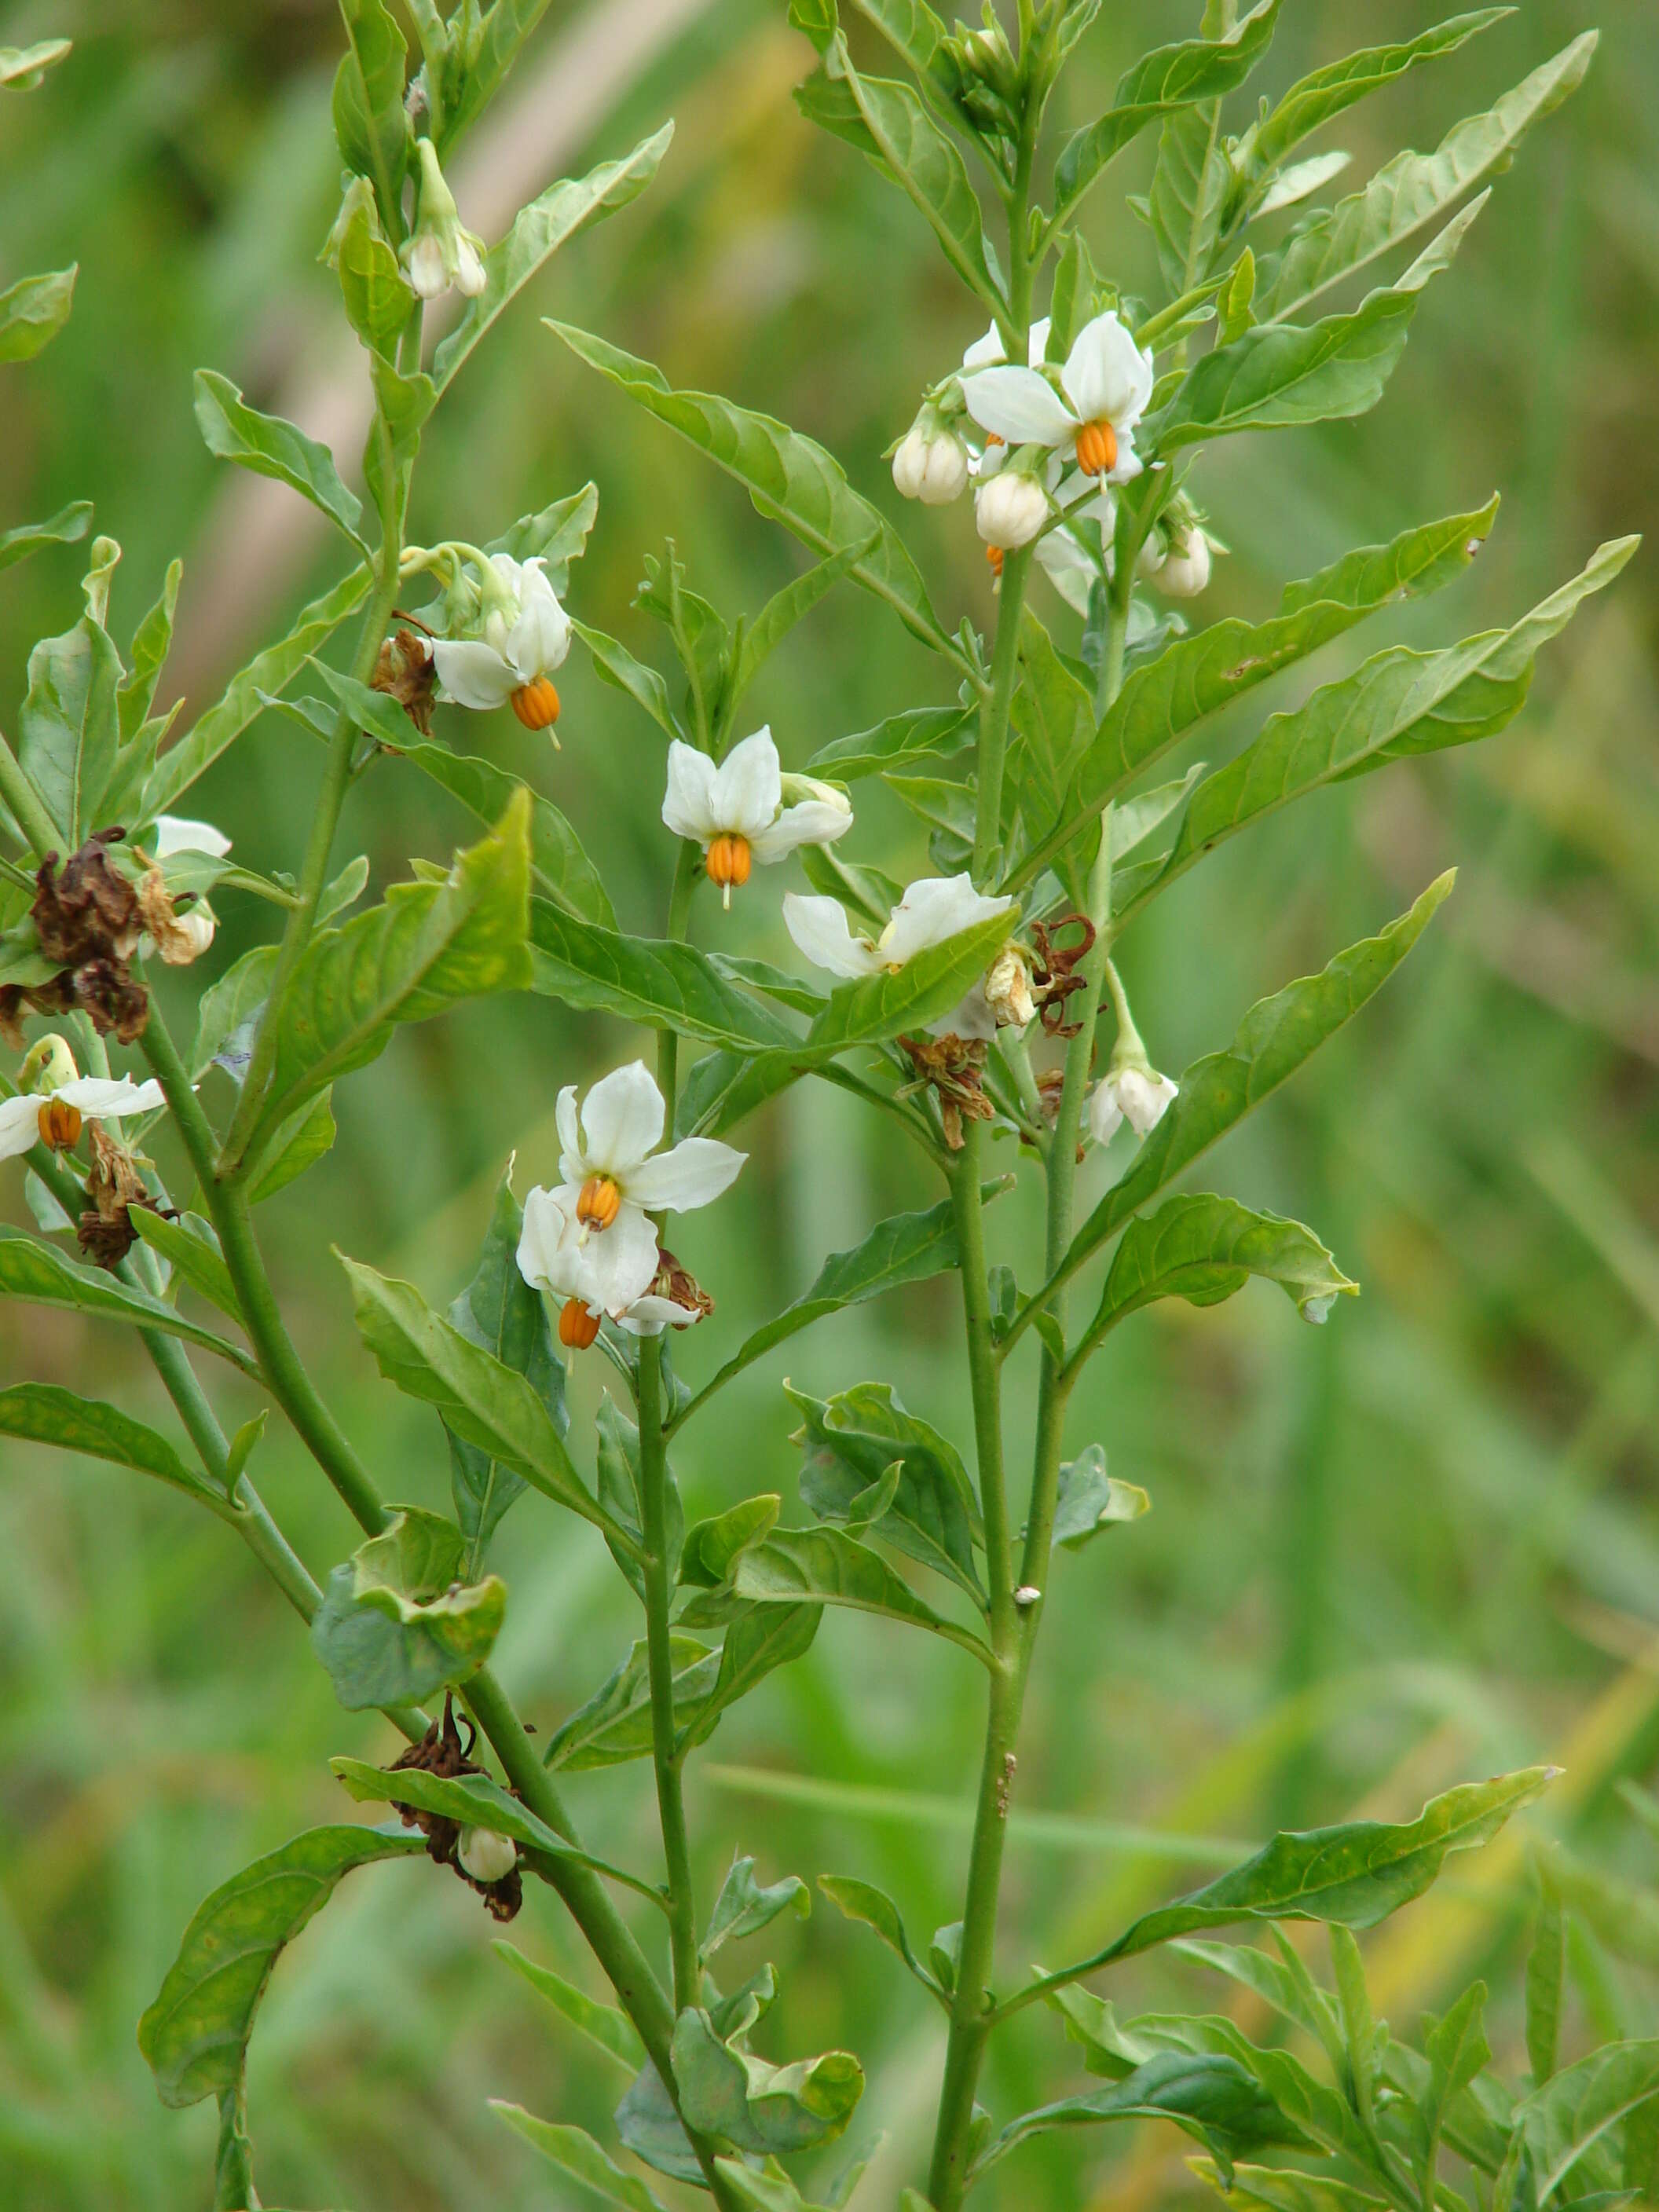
[139,1824,423,2108]
[0,1383,227,1512]
[732,537,873,705]
[0,1228,258,1373]
[0,500,92,576]
[819,1874,947,2005]
[394,737,616,923]
[676,1603,822,1755]
[144,566,372,815]
[575,618,678,734]
[1054,0,1284,223]
[832,51,1001,313]
[493,2105,668,2212]
[248,1086,337,1203]
[846,0,954,93]
[0,266,76,362]
[340,1256,627,1547]
[1258,35,1596,322]
[1117,2016,1374,2172]
[193,372,369,554]
[493,1942,646,2072]
[129,1210,240,1320]
[808,705,972,782]
[256,791,532,1135]
[1053,1446,1149,1551]
[701,1855,811,1961]
[486,482,599,584]
[1125,538,1638,925]
[333,186,412,356]
[18,580,123,846]
[732,1525,992,1667]
[543,1634,719,1771]
[332,0,407,219]
[971,2052,1298,2184]
[791,1381,985,1606]
[0,38,73,89]
[549,324,957,661]
[329,1759,661,1903]
[1025,1768,1551,2001]
[671,2006,864,2156]
[529,903,800,1053]
[119,557,182,742]
[798,906,1013,1058]
[1082,1196,1357,1350]
[1241,12,1507,185]
[1517,2040,1659,2203]
[432,125,672,392]
[310,1506,506,1709]
[1190,2163,1390,2212]
[1016,499,1498,884]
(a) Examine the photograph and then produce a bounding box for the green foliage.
[0,266,77,362]
[0,1382,225,1511]
[311,1505,506,1708]
[192,372,370,555]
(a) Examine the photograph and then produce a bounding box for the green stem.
[0,730,62,855]
[972,547,1031,889]
[638,1333,701,2009]
[657,843,699,1111]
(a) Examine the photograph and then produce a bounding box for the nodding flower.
[1,1035,164,1165]
[401,140,487,302]
[785,874,1017,1042]
[961,309,1153,489]
[430,555,572,730]
[891,405,971,506]
[661,729,852,909]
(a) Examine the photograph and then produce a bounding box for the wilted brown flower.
[31,833,141,967]
[76,1122,165,1269]
[136,866,211,967]
[653,1249,714,1322]
[1030,914,1097,1038]
[386,1695,522,1921]
[372,625,438,737]
[897,1032,995,1151]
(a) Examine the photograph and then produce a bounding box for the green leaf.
[548,324,956,661]
[972,2052,1296,2183]
[1527,1862,1566,2087]
[1518,2041,1659,2203]
[485,483,599,584]
[1190,2165,1388,2212]
[788,0,838,57]
[248,1088,337,1204]
[1245,12,1508,181]
[493,1943,646,2072]
[433,126,672,393]
[1038,1768,1551,1991]
[807,705,972,782]
[138,1824,423,2107]
[435,0,555,151]
[333,185,412,356]
[542,1633,716,1771]
[1420,1981,1491,2185]
[0,38,73,90]
[310,1505,505,1710]
[1329,1926,1377,2124]
[846,0,952,91]
[833,53,1002,312]
[702,1855,811,1961]
[1174,1938,1345,2060]
[1130,539,1638,921]
[0,1382,225,1511]
[192,372,369,554]
[732,1525,992,1667]
[1009,610,1095,897]
[1054,1,1284,224]
[17,593,123,847]
[1053,1445,1148,1551]
[340,1255,621,1544]
[0,500,92,577]
[615,2062,703,2185]
[732,537,873,706]
[574,618,678,735]
[790,1381,985,1606]
[819,1873,946,2002]
[800,906,1013,1057]
[671,2006,864,2155]
[0,266,76,362]
[686,1193,975,1412]
[1018,499,1498,884]
[681,1496,783,1588]
[387,731,615,928]
[144,566,372,817]
[130,1210,240,1320]
[329,1759,658,1901]
[214,2081,256,2212]
[529,902,798,1052]
[1258,35,1597,322]
[1086,1195,1357,1342]
[332,0,408,222]
[0,1227,257,1373]
[119,558,182,743]
[256,791,533,1137]
[676,1604,822,1755]
[491,2105,668,2212]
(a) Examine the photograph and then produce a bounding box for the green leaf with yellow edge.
[310,1505,505,1710]
[139,1824,423,2108]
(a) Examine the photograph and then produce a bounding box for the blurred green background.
[2,2,1655,2206]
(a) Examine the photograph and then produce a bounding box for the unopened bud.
[20,1034,78,1095]
[983,944,1036,1030]
[892,412,970,506]
[456,1826,518,1884]
[975,467,1048,550]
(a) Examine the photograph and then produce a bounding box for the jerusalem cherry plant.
[0,5,1645,2212]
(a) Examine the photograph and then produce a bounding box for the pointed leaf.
[972,2052,1296,2183]
[807,705,972,782]
[130,1210,240,1320]
[676,1603,821,1754]
[833,55,1001,312]
[1086,1195,1357,1344]
[493,1942,646,2072]
[543,1634,717,1771]
[193,372,368,553]
[332,0,407,219]
[701,1855,811,1961]
[247,1088,337,1204]
[386,734,613,925]
[0,1228,257,1373]
[790,1381,985,1606]
[492,2105,668,2212]
[1053,1445,1148,1551]
[819,1874,946,2003]
[18,596,123,846]
[0,1382,225,1511]
[1246,12,1508,181]
[1527,1862,1566,2087]
[0,266,76,362]
[731,1525,992,1667]
[0,500,93,577]
[1518,2042,1659,2204]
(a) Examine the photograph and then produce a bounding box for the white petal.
[749,798,854,863]
[708,728,782,840]
[661,741,719,843]
[880,876,1013,966]
[584,1202,661,1308]
[783,893,883,980]
[517,1183,588,1298]
[1115,1067,1179,1137]
[0,1095,42,1160]
[960,365,1077,446]
[507,558,571,679]
[1062,310,1155,430]
[627,1135,745,1214]
[1105,434,1144,486]
[580,1061,665,1176]
[57,1075,166,1119]
[961,323,1005,370]
[927,984,997,1042]
[154,815,231,859]
[1027,316,1053,366]
[432,638,518,709]
[555,1085,582,1180]
[614,1292,702,1335]
[1087,1083,1124,1145]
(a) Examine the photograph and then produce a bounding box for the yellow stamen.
[1074,419,1118,477]
[705,833,752,908]
[577,1174,621,1231]
[558,1297,600,1350]
[511,676,561,731]
[37,1100,82,1151]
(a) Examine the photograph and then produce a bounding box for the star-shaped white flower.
[432,555,571,727]
[518,1182,708,1338]
[661,729,852,906]
[962,309,1153,485]
[784,874,1016,1039]
[0,1074,165,1163]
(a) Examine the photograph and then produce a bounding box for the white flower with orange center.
[430,555,570,731]
[784,874,1016,1039]
[962,309,1152,486]
[1,1035,163,1163]
[661,729,852,906]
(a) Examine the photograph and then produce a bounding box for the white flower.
[456,1827,517,1884]
[962,309,1153,485]
[1141,525,1214,599]
[1088,1064,1179,1144]
[0,1074,165,1163]
[975,467,1049,550]
[892,415,969,505]
[432,555,570,726]
[518,1184,712,1340]
[784,874,1016,1039]
[401,139,489,302]
[167,906,217,963]
[152,816,231,859]
[661,729,852,906]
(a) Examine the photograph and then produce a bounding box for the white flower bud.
[1090,1064,1180,1144]
[456,1826,518,1884]
[975,468,1048,549]
[453,233,488,298]
[1152,529,1212,599]
[169,906,217,965]
[983,944,1035,1030]
[892,419,970,506]
[778,772,852,821]
[404,229,448,300]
